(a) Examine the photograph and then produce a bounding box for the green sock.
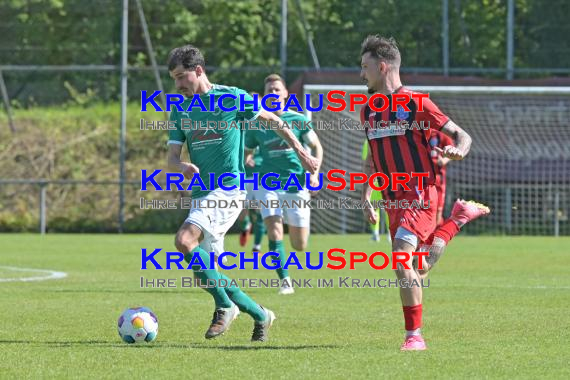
[253,213,266,246]
[240,215,251,232]
[185,246,232,309]
[217,273,266,322]
[269,239,288,280]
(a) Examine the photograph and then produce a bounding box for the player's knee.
[174,223,203,253]
[174,232,198,253]
[393,262,413,278]
[291,239,307,251]
[174,235,189,253]
[265,217,282,240]
[393,264,404,278]
[267,228,279,240]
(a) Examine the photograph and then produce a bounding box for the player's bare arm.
[257,109,320,173]
[167,143,199,179]
[244,148,256,168]
[439,120,472,160]
[306,133,323,195]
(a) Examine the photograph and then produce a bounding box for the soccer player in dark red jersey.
[429,129,454,226]
[359,35,490,351]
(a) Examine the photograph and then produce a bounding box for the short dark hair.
[360,35,401,66]
[167,44,206,71]
[264,73,287,88]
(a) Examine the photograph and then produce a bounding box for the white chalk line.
[440,283,570,290]
[0,266,67,282]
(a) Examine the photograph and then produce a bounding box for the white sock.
[282,276,292,287]
[406,328,421,337]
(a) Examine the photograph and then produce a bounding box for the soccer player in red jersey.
[359,35,490,351]
[429,129,454,226]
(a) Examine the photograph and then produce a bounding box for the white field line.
[0,266,67,282]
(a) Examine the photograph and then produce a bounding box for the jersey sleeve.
[297,114,311,139]
[167,109,186,145]
[236,88,262,122]
[417,96,450,131]
[302,130,318,146]
[287,113,316,146]
[244,130,259,150]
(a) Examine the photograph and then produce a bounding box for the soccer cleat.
[400,335,427,351]
[450,199,491,227]
[205,304,240,339]
[251,306,276,342]
[278,277,295,295]
[239,224,252,247]
[252,244,261,252]
[371,233,380,242]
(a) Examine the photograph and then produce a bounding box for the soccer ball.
[117,307,159,344]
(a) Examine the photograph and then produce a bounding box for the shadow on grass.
[45,289,190,294]
[0,340,338,350]
[44,288,268,295]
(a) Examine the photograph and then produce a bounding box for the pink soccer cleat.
[450,199,491,227]
[400,335,427,351]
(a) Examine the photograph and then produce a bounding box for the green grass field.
[1,234,569,379]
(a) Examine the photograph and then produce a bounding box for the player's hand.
[299,152,320,174]
[181,163,200,179]
[308,174,320,197]
[435,145,465,160]
[245,156,255,168]
[363,204,378,224]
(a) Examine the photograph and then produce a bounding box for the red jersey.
[361,86,450,199]
[429,129,454,178]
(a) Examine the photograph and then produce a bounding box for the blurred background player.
[167,45,319,341]
[429,129,454,226]
[359,35,490,351]
[361,139,391,242]
[245,73,323,295]
[237,144,266,252]
[236,91,267,252]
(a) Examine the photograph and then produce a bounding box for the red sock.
[402,304,422,331]
[433,218,460,244]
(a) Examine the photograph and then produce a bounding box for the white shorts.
[395,226,419,248]
[185,187,246,256]
[245,180,262,202]
[259,188,311,228]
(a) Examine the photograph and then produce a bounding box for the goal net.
[304,85,570,236]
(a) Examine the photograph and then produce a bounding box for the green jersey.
[245,111,311,193]
[168,84,260,198]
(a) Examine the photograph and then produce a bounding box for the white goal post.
[303,85,570,236]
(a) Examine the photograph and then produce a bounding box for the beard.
[367,87,375,94]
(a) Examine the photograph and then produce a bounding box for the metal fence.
[2,0,570,234]
[0,179,190,234]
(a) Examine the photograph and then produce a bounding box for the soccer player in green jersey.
[245,74,323,295]
[166,45,319,341]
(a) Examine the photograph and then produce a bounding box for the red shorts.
[386,185,438,243]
